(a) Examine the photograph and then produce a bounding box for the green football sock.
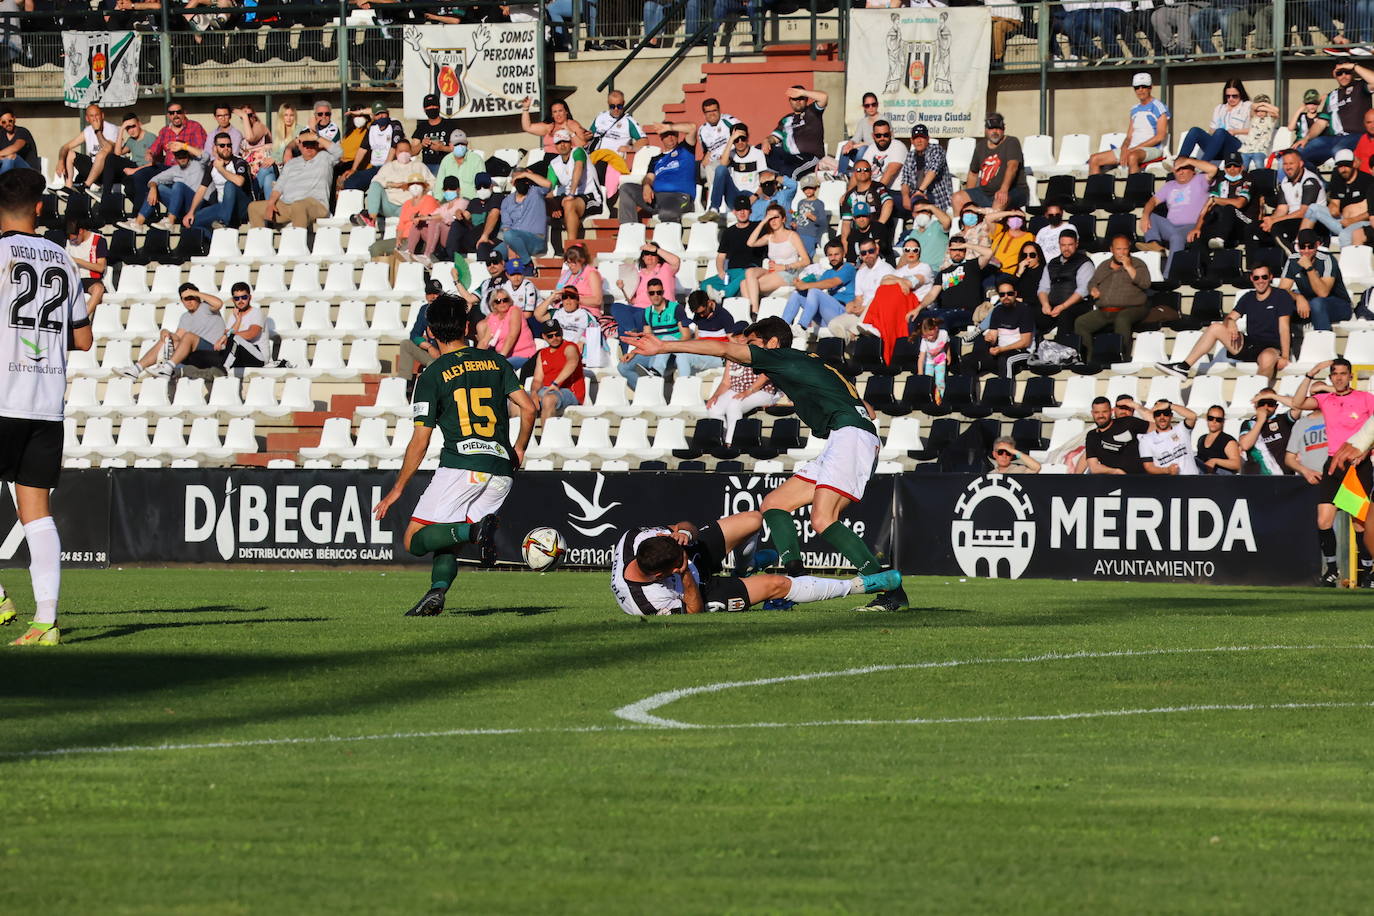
[763,509,802,567]
[453,256,471,289]
[430,551,458,591]
[409,522,474,557]
[820,523,883,576]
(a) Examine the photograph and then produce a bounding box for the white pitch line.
[4,645,1372,760]
[612,644,1374,727]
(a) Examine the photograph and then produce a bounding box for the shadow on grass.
[63,616,333,645]
[90,605,271,616]
[451,606,555,617]
[2,582,1355,755]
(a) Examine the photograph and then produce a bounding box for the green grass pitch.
[3,568,1373,914]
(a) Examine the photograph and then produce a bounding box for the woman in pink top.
[555,242,606,316]
[478,289,536,370]
[408,178,469,264]
[617,242,681,307]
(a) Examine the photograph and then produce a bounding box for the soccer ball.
[522,527,567,571]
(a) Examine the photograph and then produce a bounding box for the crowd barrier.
[1,470,1317,586]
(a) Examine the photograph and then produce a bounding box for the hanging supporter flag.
[846,8,991,140]
[1333,464,1370,522]
[63,31,141,109]
[401,23,542,119]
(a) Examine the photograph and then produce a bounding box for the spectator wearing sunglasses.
[587,90,645,203]
[762,85,829,180]
[962,283,1033,379]
[1238,387,1299,477]
[1140,400,1200,476]
[534,286,596,352]
[530,321,585,424]
[1197,406,1242,476]
[1175,80,1252,164]
[1157,265,1294,382]
[1278,229,1352,331]
[989,437,1040,475]
[838,92,879,177]
[859,119,906,190]
[185,131,250,238]
[1084,395,1150,475]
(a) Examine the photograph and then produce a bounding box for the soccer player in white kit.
[0,168,92,646]
[610,510,899,616]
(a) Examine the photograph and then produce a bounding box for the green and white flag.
[63,31,141,109]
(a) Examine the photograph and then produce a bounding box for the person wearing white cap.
[1087,74,1169,176]
[1315,147,1374,247]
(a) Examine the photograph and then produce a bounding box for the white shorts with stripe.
[794,425,880,503]
[411,468,513,525]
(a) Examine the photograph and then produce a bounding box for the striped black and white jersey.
[609,526,698,616]
[0,231,87,422]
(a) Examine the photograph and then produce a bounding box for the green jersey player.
[622,316,907,611]
[375,294,537,616]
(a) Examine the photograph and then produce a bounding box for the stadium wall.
[1,470,1315,586]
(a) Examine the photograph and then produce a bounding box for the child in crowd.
[793,174,829,257]
[916,315,948,403]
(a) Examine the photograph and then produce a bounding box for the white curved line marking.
[6,646,1371,760]
[612,644,1374,728]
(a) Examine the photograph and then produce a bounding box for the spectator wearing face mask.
[988,210,1032,274]
[353,138,430,230]
[434,129,488,200]
[413,93,461,175]
[340,101,406,193]
[1033,205,1075,256]
[404,176,465,266]
[904,202,950,269]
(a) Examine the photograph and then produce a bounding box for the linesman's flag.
[1333,464,1370,522]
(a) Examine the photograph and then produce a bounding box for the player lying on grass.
[374,294,537,616]
[620,316,907,611]
[0,167,92,646]
[610,510,901,616]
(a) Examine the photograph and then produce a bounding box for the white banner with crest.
[63,31,141,109]
[845,8,991,140]
[401,23,541,120]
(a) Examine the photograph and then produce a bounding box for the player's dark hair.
[1091,396,1111,408]
[0,167,45,217]
[426,293,469,343]
[1333,358,1354,373]
[636,536,685,577]
[746,316,793,348]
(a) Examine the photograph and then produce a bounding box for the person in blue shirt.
[618,122,698,224]
[781,239,857,333]
[749,168,797,222]
[494,166,551,264]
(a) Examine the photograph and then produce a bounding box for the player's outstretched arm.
[508,388,537,468]
[619,331,752,364]
[374,425,434,519]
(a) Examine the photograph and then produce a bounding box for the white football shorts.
[793,425,880,502]
[411,468,513,525]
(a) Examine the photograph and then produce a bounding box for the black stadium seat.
[909,417,960,461]
[901,374,943,415]
[764,417,805,453]
[815,336,846,371]
[637,460,669,471]
[863,375,903,416]
[979,376,1016,416]
[1069,213,1099,251]
[1072,173,1115,215]
[1110,172,1156,213]
[674,418,725,459]
[1012,418,1049,452]
[888,337,920,374]
[1196,248,1244,290]
[1103,212,1135,246]
[848,335,890,376]
[677,460,706,471]
[717,418,763,458]
[1042,174,1078,209]
[1017,376,1058,413]
[1247,168,1279,205]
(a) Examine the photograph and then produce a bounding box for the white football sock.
[785,575,862,604]
[24,517,61,626]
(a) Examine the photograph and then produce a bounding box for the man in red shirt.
[129,102,208,218]
[531,321,585,427]
[1354,109,1374,176]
